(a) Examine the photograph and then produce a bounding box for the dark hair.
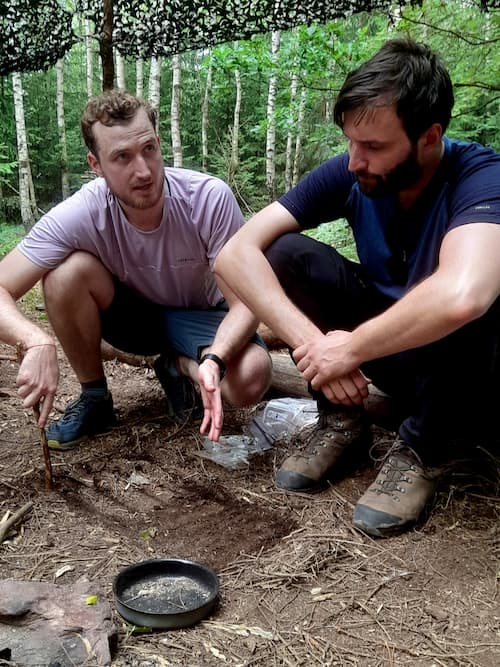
[333,38,454,143]
[80,89,157,156]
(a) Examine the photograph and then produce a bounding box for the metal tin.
[113,558,219,629]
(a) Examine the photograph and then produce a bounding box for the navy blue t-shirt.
[278,137,500,299]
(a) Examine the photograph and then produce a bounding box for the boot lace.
[370,438,422,499]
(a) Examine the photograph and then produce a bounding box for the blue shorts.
[101,279,265,360]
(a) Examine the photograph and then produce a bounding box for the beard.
[114,175,164,211]
[355,147,422,198]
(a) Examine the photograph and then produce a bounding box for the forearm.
[350,273,482,366]
[0,287,55,349]
[216,246,321,349]
[205,302,260,363]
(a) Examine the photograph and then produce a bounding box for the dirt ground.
[1,309,500,666]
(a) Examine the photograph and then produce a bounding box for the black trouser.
[265,232,500,464]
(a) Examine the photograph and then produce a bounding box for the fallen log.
[268,352,401,430]
[100,341,400,430]
[100,340,155,366]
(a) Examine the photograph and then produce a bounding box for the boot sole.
[47,423,116,451]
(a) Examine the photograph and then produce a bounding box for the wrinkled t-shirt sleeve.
[17,187,99,269]
[195,177,245,269]
[448,152,500,230]
[278,153,354,230]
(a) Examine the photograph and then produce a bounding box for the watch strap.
[199,353,226,380]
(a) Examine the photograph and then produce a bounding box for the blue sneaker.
[153,355,203,423]
[46,392,116,451]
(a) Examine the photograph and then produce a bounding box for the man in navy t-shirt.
[216,38,500,537]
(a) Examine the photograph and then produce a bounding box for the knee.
[264,232,302,277]
[43,252,110,298]
[225,347,272,407]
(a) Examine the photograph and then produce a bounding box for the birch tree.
[171,54,183,167]
[12,73,36,230]
[265,30,280,202]
[201,55,212,172]
[55,59,70,199]
[292,86,307,187]
[85,17,94,98]
[285,72,298,191]
[115,49,126,89]
[136,58,144,97]
[148,56,162,132]
[229,67,241,185]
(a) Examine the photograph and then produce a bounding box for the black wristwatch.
[199,353,226,380]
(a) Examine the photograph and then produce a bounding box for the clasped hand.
[293,330,369,406]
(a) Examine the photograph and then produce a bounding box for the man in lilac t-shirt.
[0,89,271,450]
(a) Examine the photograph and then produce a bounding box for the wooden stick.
[15,343,54,492]
[0,501,34,543]
[0,353,18,361]
[33,402,54,492]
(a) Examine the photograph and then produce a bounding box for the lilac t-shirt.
[18,168,244,308]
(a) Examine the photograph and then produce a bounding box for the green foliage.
[397,0,500,149]
[306,221,358,260]
[0,143,16,176]
[1,0,499,221]
[0,222,24,258]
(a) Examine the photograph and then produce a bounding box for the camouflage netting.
[82,0,413,58]
[0,0,77,75]
[1,0,498,74]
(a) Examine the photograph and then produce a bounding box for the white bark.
[85,18,93,99]
[115,50,125,89]
[12,72,36,230]
[201,56,212,172]
[136,58,144,98]
[229,67,241,183]
[265,31,280,203]
[285,72,298,191]
[148,56,162,132]
[55,59,70,199]
[171,53,183,167]
[292,86,307,188]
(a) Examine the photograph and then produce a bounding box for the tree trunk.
[285,72,298,191]
[115,50,125,89]
[136,57,144,98]
[85,18,93,99]
[55,59,70,200]
[99,0,114,90]
[171,53,183,167]
[12,72,36,230]
[265,31,280,203]
[148,56,162,132]
[292,87,307,187]
[229,67,241,184]
[201,55,212,172]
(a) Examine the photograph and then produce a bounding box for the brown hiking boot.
[275,407,370,493]
[353,438,442,538]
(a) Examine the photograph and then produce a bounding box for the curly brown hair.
[80,89,157,156]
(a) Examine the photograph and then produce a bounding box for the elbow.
[214,237,240,278]
[448,289,492,326]
[213,246,227,278]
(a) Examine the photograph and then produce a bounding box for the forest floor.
[1,299,500,666]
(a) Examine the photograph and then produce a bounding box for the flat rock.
[0,578,116,666]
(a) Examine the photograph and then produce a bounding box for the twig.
[33,402,54,492]
[0,353,18,361]
[15,343,54,492]
[0,501,34,543]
